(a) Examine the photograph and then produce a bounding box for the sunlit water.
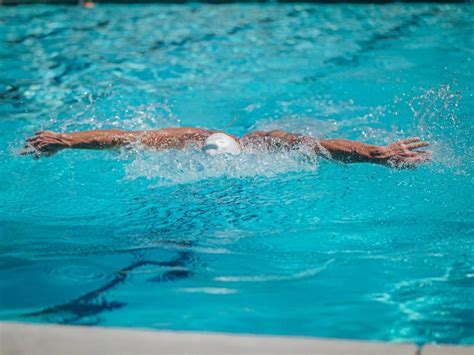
[0,3,473,344]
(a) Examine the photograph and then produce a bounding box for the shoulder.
[160,127,215,136]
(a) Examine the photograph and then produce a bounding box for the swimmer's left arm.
[245,130,431,169]
[315,137,431,168]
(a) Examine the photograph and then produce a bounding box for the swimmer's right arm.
[22,129,155,158]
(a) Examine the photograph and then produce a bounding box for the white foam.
[123,148,319,185]
[179,287,238,295]
[214,259,334,283]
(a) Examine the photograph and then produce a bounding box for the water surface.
[0,3,473,344]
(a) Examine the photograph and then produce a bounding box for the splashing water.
[408,84,467,170]
[1,3,473,345]
[124,148,319,185]
[409,84,462,129]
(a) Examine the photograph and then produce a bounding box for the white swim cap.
[202,133,241,156]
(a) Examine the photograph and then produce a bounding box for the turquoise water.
[0,3,473,345]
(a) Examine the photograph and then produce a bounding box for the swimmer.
[21,127,431,169]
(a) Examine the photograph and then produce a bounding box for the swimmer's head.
[202,133,242,156]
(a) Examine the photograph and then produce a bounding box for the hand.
[21,131,70,159]
[375,137,431,169]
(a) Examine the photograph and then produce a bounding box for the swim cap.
[202,133,241,156]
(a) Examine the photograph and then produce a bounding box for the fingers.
[26,132,45,145]
[403,151,432,163]
[32,148,55,160]
[22,131,59,158]
[20,145,35,155]
[411,154,431,164]
[26,137,41,146]
[402,150,432,157]
[410,154,431,162]
[34,130,53,136]
[391,137,429,150]
[21,136,38,154]
[388,150,432,169]
[406,141,430,150]
[400,137,421,144]
[27,131,55,142]
[20,143,46,157]
[399,150,432,158]
[35,142,56,151]
[417,150,432,157]
[24,131,62,150]
[25,137,41,151]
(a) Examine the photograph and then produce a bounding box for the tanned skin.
[22,128,431,169]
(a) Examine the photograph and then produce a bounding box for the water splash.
[408,84,461,130]
[57,97,180,132]
[123,148,319,185]
[408,84,468,172]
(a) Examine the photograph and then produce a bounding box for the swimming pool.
[0,3,473,345]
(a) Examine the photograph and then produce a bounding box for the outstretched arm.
[243,130,431,169]
[21,128,215,159]
[21,129,144,158]
[316,137,431,168]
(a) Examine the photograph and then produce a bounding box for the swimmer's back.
[140,127,218,149]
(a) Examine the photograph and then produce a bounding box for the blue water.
[0,3,473,345]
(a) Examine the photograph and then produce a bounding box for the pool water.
[0,3,473,345]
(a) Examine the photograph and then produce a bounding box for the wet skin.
[22,127,431,169]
